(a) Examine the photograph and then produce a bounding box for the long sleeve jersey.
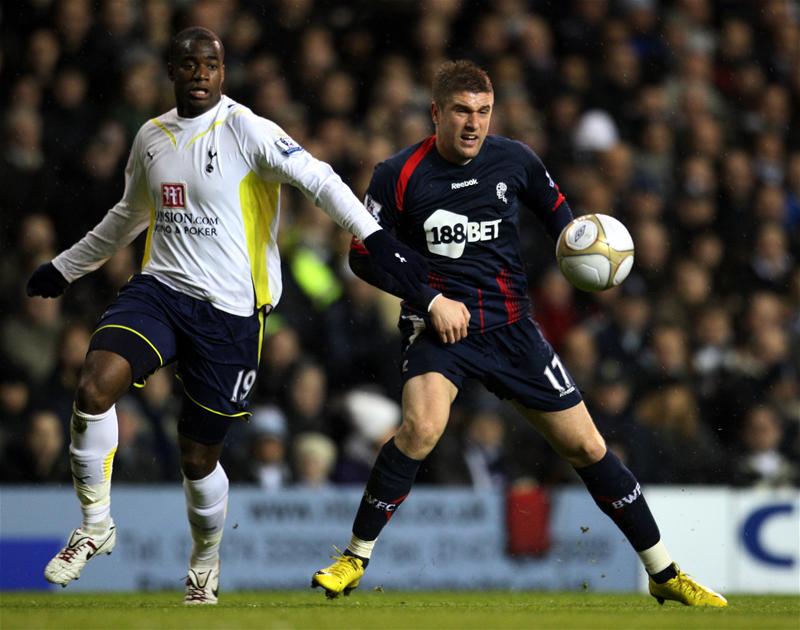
[53,95,379,316]
[350,135,573,333]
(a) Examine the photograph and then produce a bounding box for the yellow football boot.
[649,564,728,607]
[312,551,365,599]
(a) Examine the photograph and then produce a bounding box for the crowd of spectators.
[1,0,798,490]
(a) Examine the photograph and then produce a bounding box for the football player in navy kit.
[25,27,426,604]
[313,60,726,607]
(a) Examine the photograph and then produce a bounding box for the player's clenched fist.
[26,262,69,298]
[429,295,470,344]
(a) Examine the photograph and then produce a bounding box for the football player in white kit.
[26,27,427,605]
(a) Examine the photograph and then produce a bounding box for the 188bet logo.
[424,209,501,258]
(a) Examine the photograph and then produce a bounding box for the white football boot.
[184,562,220,605]
[44,522,116,586]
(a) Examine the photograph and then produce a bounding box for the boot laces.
[326,547,361,578]
[57,539,94,562]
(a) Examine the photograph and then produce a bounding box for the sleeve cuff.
[427,292,444,312]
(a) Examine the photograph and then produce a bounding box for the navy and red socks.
[348,438,422,560]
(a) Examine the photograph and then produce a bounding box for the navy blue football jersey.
[351,135,572,333]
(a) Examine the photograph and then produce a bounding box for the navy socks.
[575,450,661,552]
[351,438,421,542]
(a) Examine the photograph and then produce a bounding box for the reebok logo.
[451,178,478,190]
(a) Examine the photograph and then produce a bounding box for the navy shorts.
[400,316,583,412]
[89,274,264,442]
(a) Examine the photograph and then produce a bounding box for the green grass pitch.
[1,591,798,629]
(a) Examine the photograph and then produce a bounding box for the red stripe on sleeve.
[552,191,565,211]
[350,236,368,254]
[395,136,436,212]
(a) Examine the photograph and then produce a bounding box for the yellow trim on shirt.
[185,120,225,149]
[257,308,266,365]
[185,110,244,148]
[141,204,156,268]
[150,119,177,147]
[239,171,279,310]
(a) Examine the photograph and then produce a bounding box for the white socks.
[183,462,229,569]
[69,406,118,535]
[639,539,673,575]
[347,535,376,560]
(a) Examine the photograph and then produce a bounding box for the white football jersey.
[53,95,379,315]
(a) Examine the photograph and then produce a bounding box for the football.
[555,214,634,291]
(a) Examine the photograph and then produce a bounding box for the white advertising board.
[2,486,796,593]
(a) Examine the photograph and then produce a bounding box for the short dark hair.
[432,60,493,107]
[169,27,225,64]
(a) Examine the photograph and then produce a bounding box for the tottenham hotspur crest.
[496,182,508,204]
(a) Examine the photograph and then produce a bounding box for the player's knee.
[180,448,218,480]
[75,351,132,414]
[568,434,607,468]
[75,373,116,414]
[397,417,444,456]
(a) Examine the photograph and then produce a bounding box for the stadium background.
[0,0,798,594]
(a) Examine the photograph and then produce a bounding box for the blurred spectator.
[333,389,400,484]
[641,323,692,387]
[39,321,92,430]
[227,405,292,490]
[0,409,71,483]
[436,405,512,489]
[321,275,400,394]
[635,383,724,484]
[593,274,651,370]
[49,121,128,247]
[282,359,330,436]
[0,361,33,448]
[253,324,302,405]
[292,432,337,490]
[560,325,599,393]
[731,405,799,488]
[692,305,735,389]
[742,221,794,292]
[135,367,180,481]
[587,360,660,483]
[112,396,162,483]
[0,107,52,231]
[532,267,578,352]
[0,293,63,385]
[630,221,670,291]
[26,29,61,85]
[0,213,57,309]
[54,0,95,67]
[111,56,163,140]
[43,66,94,166]
[573,109,619,157]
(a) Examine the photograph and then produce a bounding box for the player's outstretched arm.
[26,262,69,298]
[360,229,428,297]
[349,237,439,308]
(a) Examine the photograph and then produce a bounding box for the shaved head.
[169,27,225,64]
